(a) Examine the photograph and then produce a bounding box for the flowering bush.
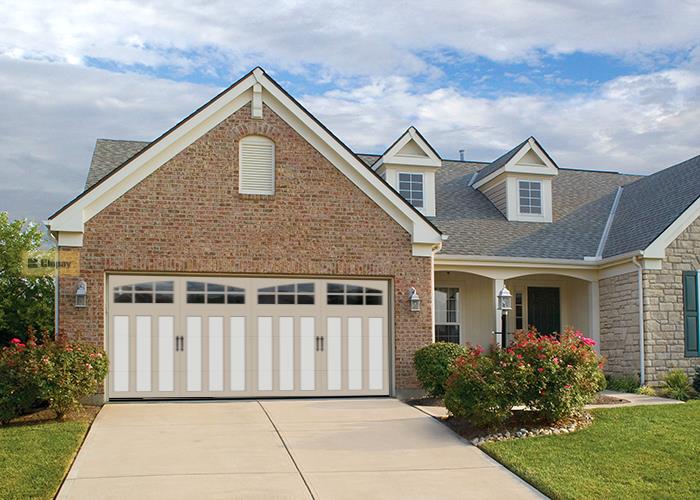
[443,328,604,427]
[505,328,605,422]
[0,338,41,424]
[444,345,515,427]
[0,332,108,423]
[413,342,469,397]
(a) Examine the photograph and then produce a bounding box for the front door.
[527,287,560,335]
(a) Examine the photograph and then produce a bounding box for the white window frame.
[434,287,461,344]
[518,180,542,215]
[398,172,425,210]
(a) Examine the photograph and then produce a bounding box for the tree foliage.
[0,212,54,345]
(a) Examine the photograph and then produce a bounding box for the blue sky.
[1,1,699,221]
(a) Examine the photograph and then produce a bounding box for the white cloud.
[1,1,699,78]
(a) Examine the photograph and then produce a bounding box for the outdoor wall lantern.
[75,280,87,308]
[497,285,512,348]
[408,287,421,312]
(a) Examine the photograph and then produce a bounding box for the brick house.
[47,68,700,400]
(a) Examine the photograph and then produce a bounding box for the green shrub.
[605,375,640,393]
[0,338,41,424]
[444,346,515,428]
[663,369,691,401]
[413,342,468,397]
[444,328,605,427]
[0,334,108,423]
[693,367,700,394]
[636,385,657,396]
[33,339,109,418]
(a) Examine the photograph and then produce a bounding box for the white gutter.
[632,256,645,385]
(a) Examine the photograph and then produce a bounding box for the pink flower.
[537,367,544,373]
[553,357,559,365]
[10,338,21,344]
[516,354,523,359]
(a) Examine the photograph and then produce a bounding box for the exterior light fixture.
[75,280,87,308]
[497,285,512,348]
[408,287,421,312]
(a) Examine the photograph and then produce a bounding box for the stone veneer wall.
[599,271,641,379]
[642,217,700,386]
[57,102,434,394]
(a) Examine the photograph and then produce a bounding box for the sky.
[1,0,699,221]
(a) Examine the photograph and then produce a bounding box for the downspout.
[47,227,59,340]
[632,256,645,385]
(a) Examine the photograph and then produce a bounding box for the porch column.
[588,280,600,351]
[494,278,504,346]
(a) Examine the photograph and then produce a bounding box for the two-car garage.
[107,275,391,399]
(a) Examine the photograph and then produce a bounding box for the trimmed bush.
[663,369,691,401]
[605,375,640,393]
[413,342,468,397]
[636,385,657,396]
[0,334,108,423]
[693,367,700,394]
[444,346,514,427]
[443,328,604,427]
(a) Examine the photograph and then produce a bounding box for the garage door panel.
[108,276,390,399]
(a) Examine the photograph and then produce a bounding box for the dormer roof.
[373,127,441,169]
[472,136,558,188]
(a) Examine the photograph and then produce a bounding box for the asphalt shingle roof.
[84,140,697,261]
[85,139,149,189]
[603,154,700,258]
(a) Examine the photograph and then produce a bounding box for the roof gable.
[472,137,558,188]
[48,68,441,252]
[373,127,441,169]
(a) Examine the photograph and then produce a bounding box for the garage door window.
[114,281,174,304]
[258,283,315,305]
[327,283,383,305]
[186,281,245,304]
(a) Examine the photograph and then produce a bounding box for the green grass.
[481,401,700,499]
[0,417,90,500]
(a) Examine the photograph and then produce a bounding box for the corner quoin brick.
[57,102,434,394]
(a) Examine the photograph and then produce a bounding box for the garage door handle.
[319,336,324,352]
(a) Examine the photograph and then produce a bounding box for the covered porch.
[433,259,600,349]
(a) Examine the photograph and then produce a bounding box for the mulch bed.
[5,405,101,427]
[591,394,629,405]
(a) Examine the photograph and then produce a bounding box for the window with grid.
[435,287,460,343]
[518,180,542,215]
[398,172,424,209]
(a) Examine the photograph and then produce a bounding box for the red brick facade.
[58,103,434,392]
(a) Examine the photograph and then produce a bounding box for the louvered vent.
[239,136,275,195]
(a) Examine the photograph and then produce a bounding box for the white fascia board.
[436,253,599,269]
[382,157,441,168]
[643,196,700,259]
[260,75,441,246]
[49,73,257,232]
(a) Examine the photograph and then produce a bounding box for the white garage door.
[107,275,390,398]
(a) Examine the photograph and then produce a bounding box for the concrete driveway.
[58,399,542,499]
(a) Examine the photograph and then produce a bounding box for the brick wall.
[643,217,700,386]
[58,102,434,392]
[599,271,640,379]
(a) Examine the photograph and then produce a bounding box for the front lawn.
[482,401,700,499]
[0,408,98,500]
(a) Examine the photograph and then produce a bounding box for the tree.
[0,212,54,345]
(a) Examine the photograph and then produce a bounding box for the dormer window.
[518,180,542,215]
[399,172,424,209]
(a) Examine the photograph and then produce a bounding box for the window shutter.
[239,136,274,195]
[683,271,699,357]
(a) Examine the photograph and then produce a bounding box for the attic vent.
[239,136,275,195]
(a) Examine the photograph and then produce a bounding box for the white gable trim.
[48,68,441,253]
[374,127,441,170]
[643,196,700,259]
[473,138,558,189]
